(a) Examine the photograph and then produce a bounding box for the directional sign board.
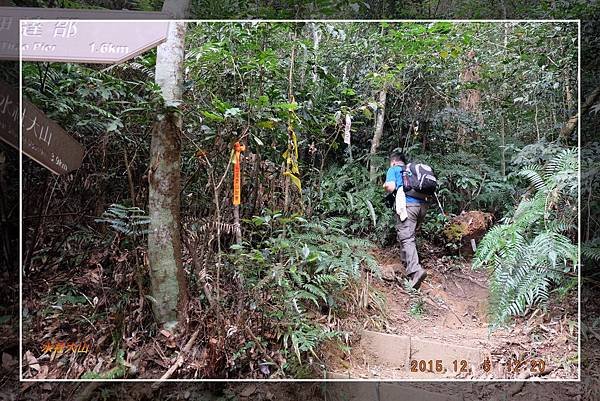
[21,20,170,64]
[0,81,84,175]
[0,81,19,149]
[1,15,169,174]
[21,99,85,175]
[0,7,168,60]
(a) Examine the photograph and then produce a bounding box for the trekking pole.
[433,192,445,215]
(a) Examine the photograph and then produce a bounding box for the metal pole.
[433,192,445,215]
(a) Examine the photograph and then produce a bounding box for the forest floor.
[20,239,578,381]
[326,242,579,380]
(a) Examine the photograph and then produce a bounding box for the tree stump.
[443,211,493,256]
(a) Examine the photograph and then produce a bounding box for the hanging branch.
[288,29,297,102]
[123,148,136,207]
[560,84,600,139]
[284,28,298,213]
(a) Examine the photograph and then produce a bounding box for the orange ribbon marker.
[233,141,245,206]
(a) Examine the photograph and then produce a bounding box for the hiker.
[383,150,429,289]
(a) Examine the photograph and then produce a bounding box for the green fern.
[474,149,578,328]
[95,203,150,236]
[229,210,380,366]
[582,240,600,262]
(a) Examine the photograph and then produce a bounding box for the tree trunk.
[233,205,242,244]
[282,161,290,213]
[311,23,320,85]
[564,70,573,117]
[457,49,482,144]
[500,0,508,18]
[148,20,188,331]
[560,84,600,140]
[421,121,428,151]
[162,0,189,18]
[534,102,540,141]
[123,148,136,207]
[369,88,387,183]
[284,30,297,213]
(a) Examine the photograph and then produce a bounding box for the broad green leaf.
[202,110,224,122]
[274,102,299,111]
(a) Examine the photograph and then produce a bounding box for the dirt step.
[331,330,489,379]
[323,383,461,401]
[362,330,410,369]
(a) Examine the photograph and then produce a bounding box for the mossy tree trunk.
[148,18,188,330]
[457,49,482,145]
[369,88,387,183]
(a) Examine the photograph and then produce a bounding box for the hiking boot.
[410,269,427,289]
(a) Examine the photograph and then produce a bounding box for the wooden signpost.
[21,99,85,175]
[0,7,168,60]
[0,17,170,174]
[0,81,85,175]
[0,81,19,150]
[20,20,170,64]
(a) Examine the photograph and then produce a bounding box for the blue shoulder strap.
[396,166,403,186]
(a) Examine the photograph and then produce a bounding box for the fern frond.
[545,148,578,176]
[582,241,600,262]
[365,199,377,227]
[479,149,578,328]
[519,165,546,191]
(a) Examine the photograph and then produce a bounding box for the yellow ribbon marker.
[283,123,302,192]
[233,141,245,206]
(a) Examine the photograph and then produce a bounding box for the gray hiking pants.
[395,203,428,276]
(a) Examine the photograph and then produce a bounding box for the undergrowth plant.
[96,204,151,237]
[229,211,380,374]
[403,280,425,318]
[474,149,578,329]
[314,162,395,245]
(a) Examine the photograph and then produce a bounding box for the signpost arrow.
[21,99,85,175]
[0,81,84,175]
[6,18,171,174]
[0,7,168,60]
[21,20,170,64]
[0,80,19,150]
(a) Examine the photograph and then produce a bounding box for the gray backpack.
[402,163,438,199]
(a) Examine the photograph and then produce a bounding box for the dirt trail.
[377,245,490,343]
[326,244,578,380]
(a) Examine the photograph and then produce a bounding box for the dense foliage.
[21,21,578,378]
[10,0,600,19]
[474,149,578,327]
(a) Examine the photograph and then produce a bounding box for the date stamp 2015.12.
[410,359,473,374]
[410,357,547,375]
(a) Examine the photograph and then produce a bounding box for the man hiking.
[383,150,429,289]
